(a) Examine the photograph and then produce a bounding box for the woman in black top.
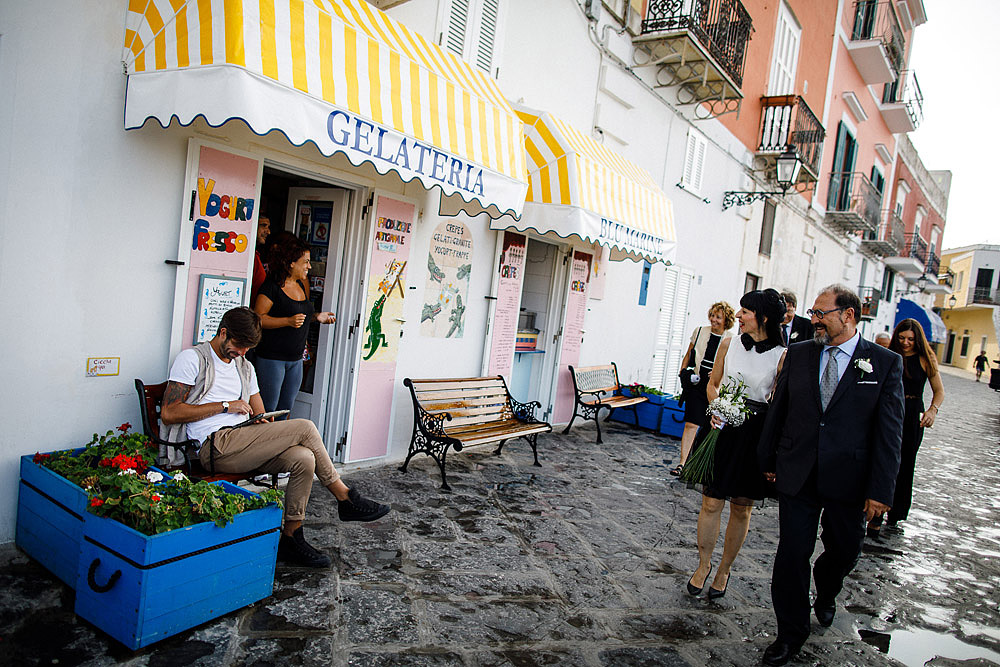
[253,237,336,413]
[867,318,944,538]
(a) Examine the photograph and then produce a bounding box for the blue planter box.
[609,393,663,431]
[658,397,686,439]
[16,450,88,587]
[75,481,281,650]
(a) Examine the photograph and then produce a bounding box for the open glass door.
[282,188,350,434]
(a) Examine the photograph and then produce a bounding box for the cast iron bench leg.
[494,439,508,456]
[437,445,452,491]
[561,410,578,434]
[594,407,604,444]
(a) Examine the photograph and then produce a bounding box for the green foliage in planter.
[623,383,666,396]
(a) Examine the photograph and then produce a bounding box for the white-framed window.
[681,129,708,194]
[894,180,910,218]
[437,0,505,77]
[914,205,926,239]
[767,2,802,95]
[929,225,940,254]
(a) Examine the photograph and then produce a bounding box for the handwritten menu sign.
[193,275,246,344]
[487,232,527,377]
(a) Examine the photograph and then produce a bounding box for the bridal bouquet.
[680,377,751,486]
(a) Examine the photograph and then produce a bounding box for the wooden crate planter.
[75,481,281,650]
[658,396,686,439]
[16,450,88,588]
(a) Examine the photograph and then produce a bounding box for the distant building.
[934,245,1000,373]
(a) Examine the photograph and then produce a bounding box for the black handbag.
[677,329,701,405]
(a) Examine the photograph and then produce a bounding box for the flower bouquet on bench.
[16,424,284,649]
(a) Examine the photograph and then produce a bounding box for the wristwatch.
[222,401,230,413]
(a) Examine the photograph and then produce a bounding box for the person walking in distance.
[757,285,904,666]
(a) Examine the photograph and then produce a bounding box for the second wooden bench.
[562,363,647,444]
[400,376,552,490]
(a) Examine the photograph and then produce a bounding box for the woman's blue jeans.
[254,357,303,413]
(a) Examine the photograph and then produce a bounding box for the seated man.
[160,307,389,568]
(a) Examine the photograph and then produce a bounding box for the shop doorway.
[944,331,956,364]
[509,238,568,421]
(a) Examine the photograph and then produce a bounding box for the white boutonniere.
[855,358,874,376]
[790,331,799,340]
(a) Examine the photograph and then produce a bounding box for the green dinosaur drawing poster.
[360,211,413,364]
[421,220,473,338]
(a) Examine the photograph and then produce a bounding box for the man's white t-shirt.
[167,348,260,444]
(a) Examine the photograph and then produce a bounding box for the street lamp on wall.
[722,146,804,210]
[948,294,958,309]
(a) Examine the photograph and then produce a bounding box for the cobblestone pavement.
[1,372,997,666]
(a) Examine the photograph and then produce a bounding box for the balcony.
[757,95,825,181]
[924,249,940,277]
[939,268,955,289]
[880,70,924,133]
[859,286,881,320]
[885,232,928,276]
[860,211,905,256]
[847,1,906,85]
[825,172,881,234]
[969,286,1000,306]
[634,0,753,117]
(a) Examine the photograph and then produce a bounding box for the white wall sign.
[86,357,120,377]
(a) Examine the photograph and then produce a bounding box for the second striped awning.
[493,105,676,264]
[122,0,527,219]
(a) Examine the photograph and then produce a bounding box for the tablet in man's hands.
[243,410,290,424]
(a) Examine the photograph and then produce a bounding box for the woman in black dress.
[670,301,735,477]
[252,237,336,413]
[867,318,944,538]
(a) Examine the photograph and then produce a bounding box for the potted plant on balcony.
[16,425,283,650]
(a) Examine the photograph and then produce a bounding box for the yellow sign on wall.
[86,357,120,377]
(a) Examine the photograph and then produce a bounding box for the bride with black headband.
[684,288,787,600]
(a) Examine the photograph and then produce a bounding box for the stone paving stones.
[3,371,998,665]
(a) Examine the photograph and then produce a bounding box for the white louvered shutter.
[439,0,505,77]
[681,131,707,193]
[650,266,694,394]
[767,3,801,96]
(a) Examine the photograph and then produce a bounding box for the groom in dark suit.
[758,285,904,666]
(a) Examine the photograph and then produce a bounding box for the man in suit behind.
[758,285,904,666]
[779,291,813,345]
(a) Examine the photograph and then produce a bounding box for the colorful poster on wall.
[588,245,609,301]
[180,145,260,349]
[552,250,593,423]
[487,232,528,377]
[349,195,416,462]
[421,220,473,338]
[194,275,247,344]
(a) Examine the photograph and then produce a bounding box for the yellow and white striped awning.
[492,105,676,263]
[122,0,527,219]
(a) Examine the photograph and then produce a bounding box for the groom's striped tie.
[820,347,840,410]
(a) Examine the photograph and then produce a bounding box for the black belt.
[745,398,768,415]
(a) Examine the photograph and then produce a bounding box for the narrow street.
[0,370,997,666]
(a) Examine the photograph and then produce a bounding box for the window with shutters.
[744,273,760,294]
[681,130,707,194]
[649,266,694,394]
[437,0,505,78]
[767,3,801,96]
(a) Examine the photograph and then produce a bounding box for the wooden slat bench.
[562,363,647,444]
[400,376,552,490]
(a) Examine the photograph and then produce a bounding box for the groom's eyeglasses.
[806,306,844,319]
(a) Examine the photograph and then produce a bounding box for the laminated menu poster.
[486,232,527,377]
[421,220,473,338]
[552,250,593,423]
[194,275,247,344]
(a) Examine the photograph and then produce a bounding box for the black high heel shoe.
[686,564,712,596]
[707,573,730,600]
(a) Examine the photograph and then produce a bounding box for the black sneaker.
[277,527,331,568]
[338,488,391,522]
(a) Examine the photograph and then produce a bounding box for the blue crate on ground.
[75,481,281,650]
[16,449,88,588]
[608,394,663,431]
[658,396,686,439]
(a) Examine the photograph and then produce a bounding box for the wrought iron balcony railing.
[826,171,882,234]
[882,70,924,129]
[861,211,905,256]
[758,95,825,179]
[859,286,881,320]
[904,232,928,267]
[851,1,906,74]
[641,0,753,88]
[938,267,955,289]
[969,286,1000,306]
[924,249,940,277]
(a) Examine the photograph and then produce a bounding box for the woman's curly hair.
[708,301,736,330]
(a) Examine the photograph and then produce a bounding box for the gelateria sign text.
[599,217,666,258]
[327,110,485,197]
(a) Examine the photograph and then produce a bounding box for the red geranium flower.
[32,453,51,464]
[99,457,112,467]
[118,422,131,433]
[151,495,161,502]
[90,498,104,507]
